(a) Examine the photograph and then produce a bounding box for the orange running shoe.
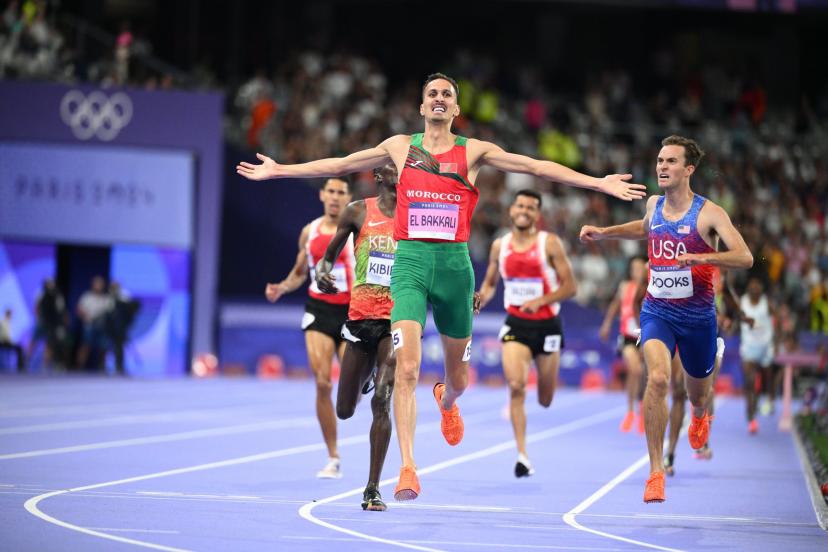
[393,466,420,501]
[433,382,464,446]
[688,411,712,450]
[644,471,665,503]
[620,411,635,432]
[748,419,759,435]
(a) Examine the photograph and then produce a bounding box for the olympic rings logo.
[59,90,133,141]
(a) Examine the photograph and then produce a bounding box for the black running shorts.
[499,314,565,357]
[302,297,348,344]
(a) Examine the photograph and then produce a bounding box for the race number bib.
[366,251,394,287]
[407,202,459,240]
[647,266,693,299]
[310,264,348,293]
[504,278,543,307]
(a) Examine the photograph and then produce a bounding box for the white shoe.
[759,399,772,416]
[316,457,342,479]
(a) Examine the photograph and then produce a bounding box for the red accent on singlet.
[619,281,640,338]
[394,134,479,242]
[498,231,560,321]
[349,198,395,321]
[305,217,354,305]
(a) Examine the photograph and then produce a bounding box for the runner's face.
[509,195,540,230]
[747,278,763,299]
[656,145,694,190]
[375,164,399,189]
[320,179,351,217]
[420,79,459,123]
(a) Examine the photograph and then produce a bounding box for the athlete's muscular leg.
[305,330,339,459]
[336,343,377,420]
[666,355,686,458]
[685,370,714,419]
[642,339,672,474]
[392,320,423,468]
[439,334,471,409]
[368,336,395,488]
[742,360,758,422]
[535,351,560,408]
[622,344,643,413]
[502,342,533,457]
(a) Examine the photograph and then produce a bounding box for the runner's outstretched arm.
[237,136,407,181]
[471,140,646,201]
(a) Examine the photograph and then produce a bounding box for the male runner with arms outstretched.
[239,73,646,500]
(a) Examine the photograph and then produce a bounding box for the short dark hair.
[513,189,542,208]
[422,73,459,100]
[324,176,352,193]
[661,135,705,167]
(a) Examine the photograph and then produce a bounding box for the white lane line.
[86,528,181,535]
[281,535,624,550]
[0,408,271,435]
[297,406,626,552]
[21,405,509,551]
[562,399,726,552]
[0,417,318,460]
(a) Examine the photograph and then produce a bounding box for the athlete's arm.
[469,139,646,201]
[580,196,656,242]
[265,225,310,303]
[520,234,577,314]
[237,135,408,181]
[676,203,754,269]
[316,201,364,294]
[599,287,622,342]
[477,239,502,311]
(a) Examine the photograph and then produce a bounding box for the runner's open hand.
[237,153,280,181]
[600,174,647,201]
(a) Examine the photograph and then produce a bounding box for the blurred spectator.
[0,308,25,371]
[75,275,111,370]
[29,278,67,369]
[104,281,140,375]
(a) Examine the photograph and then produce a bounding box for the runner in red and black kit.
[238,72,646,501]
[315,164,398,511]
[478,189,576,478]
[264,177,353,479]
[600,256,647,433]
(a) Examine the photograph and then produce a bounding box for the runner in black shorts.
[264,177,353,479]
[478,190,576,477]
[316,164,398,511]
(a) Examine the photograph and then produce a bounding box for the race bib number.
[543,335,561,353]
[391,328,403,350]
[504,278,543,307]
[647,266,693,299]
[310,264,348,293]
[407,202,459,240]
[462,340,472,362]
[366,251,394,287]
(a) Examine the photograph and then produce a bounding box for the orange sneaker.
[688,411,712,450]
[393,466,420,501]
[644,471,665,503]
[748,419,759,435]
[620,411,634,432]
[433,382,464,446]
